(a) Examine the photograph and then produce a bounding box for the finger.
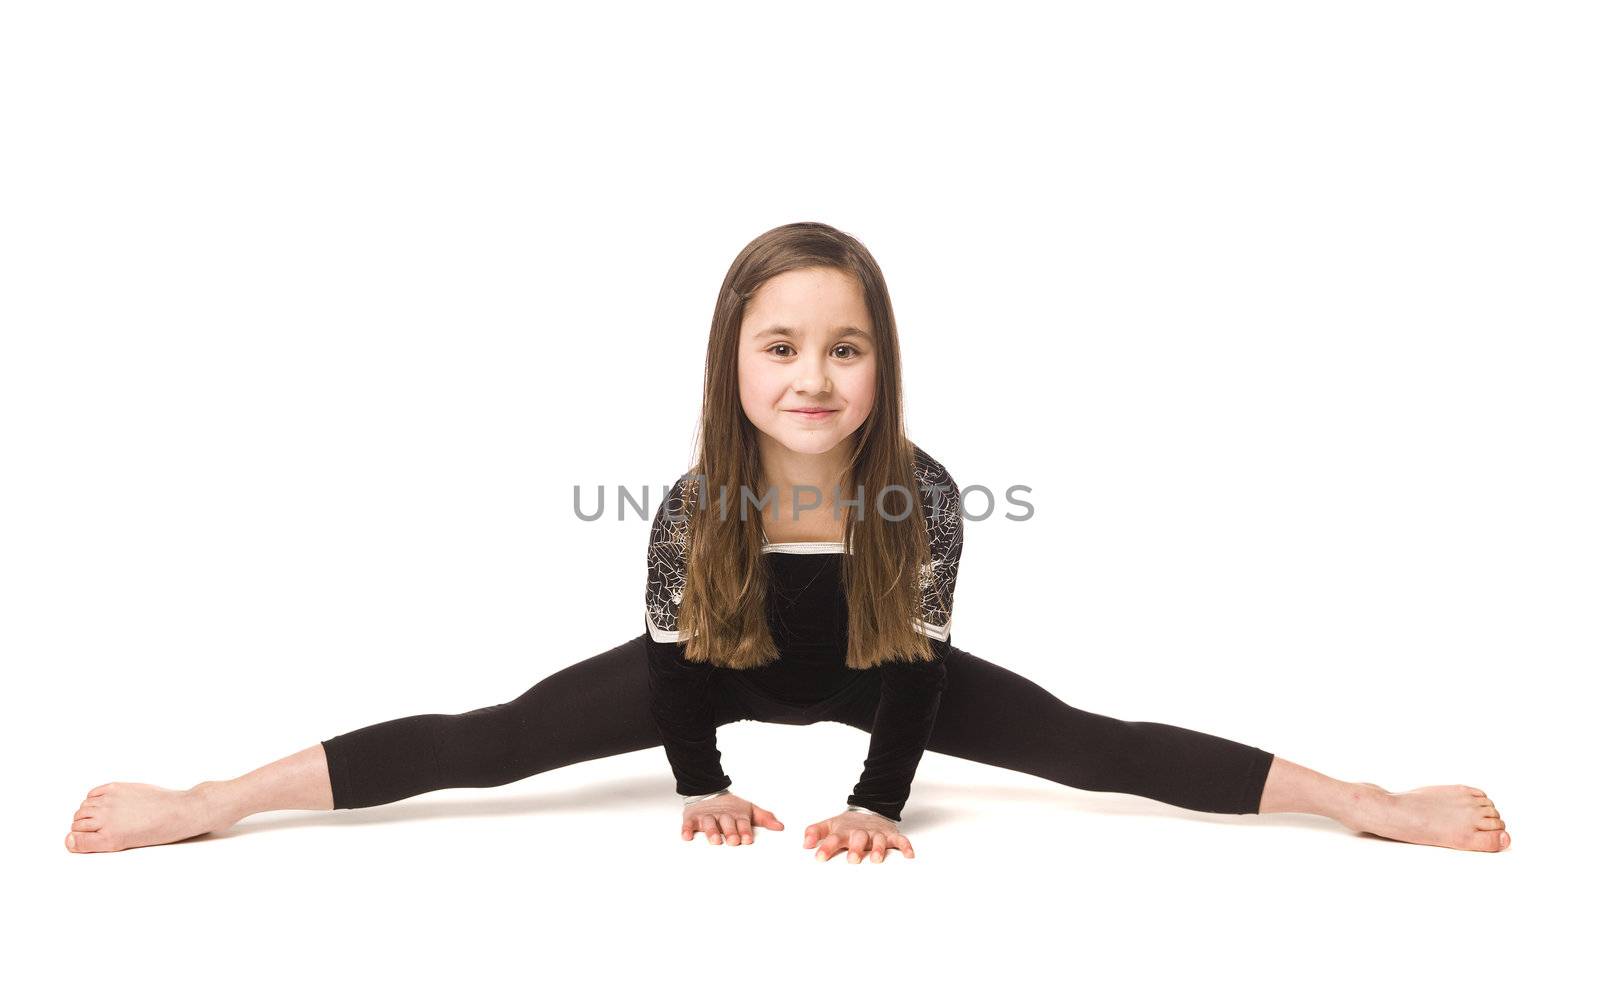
[803,822,827,848]
[680,814,698,841]
[814,833,841,861]
[736,817,753,845]
[717,814,740,845]
[699,814,723,845]
[893,833,916,859]
[847,828,870,864]
[753,806,785,831]
[870,832,887,863]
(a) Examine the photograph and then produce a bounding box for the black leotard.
[318,444,1276,825]
[644,444,963,820]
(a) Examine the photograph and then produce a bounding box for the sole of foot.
[1350,782,1510,852]
[64,781,227,854]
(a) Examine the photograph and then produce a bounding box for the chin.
[760,424,843,454]
[780,432,841,453]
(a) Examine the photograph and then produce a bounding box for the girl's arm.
[645,634,734,796]
[844,642,950,821]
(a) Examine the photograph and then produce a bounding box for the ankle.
[1336,781,1392,829]
[189,779,245,831]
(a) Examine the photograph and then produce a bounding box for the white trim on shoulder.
[646,614,694,643]
[759,529,853,555]
[760,540,850,555]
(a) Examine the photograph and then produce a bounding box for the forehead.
[740,267,872,338]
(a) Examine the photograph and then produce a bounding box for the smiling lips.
[786,407,838,420]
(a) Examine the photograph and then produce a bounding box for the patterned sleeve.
[643,472,730,796]
[911,446,964,642]
[845,445,965,821]
[645,473,696,643]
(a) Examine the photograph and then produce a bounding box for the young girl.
[63,222,1511,862]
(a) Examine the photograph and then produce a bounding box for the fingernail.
[848,853,860,864]
[66,834,75,850]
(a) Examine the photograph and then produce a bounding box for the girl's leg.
[914,647,1276,815]
[66,744,334,854]
[830,647,1510,851]
[1256,754,1510,851]
[319,634,666,809]
[66,634,716,853]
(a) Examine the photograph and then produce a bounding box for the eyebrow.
[752,325,872,341]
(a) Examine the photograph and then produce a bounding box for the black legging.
[320,634,1276,816]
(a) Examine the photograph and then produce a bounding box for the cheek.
[838,363,876,428]
[843,361,877,405]
[737,358,783,409]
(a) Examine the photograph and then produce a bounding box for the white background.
[4,1,1594,992]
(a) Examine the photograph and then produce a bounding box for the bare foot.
[1343,782,1511,852]
[64,781,234,854]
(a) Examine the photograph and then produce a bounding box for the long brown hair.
[677,221,937,671]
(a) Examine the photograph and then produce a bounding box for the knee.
[434,702,527,788]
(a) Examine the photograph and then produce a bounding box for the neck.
[755,435,853,506]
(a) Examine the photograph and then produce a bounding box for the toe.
[70,830,117,853]
[1461,785,1486,797]
[1475,815,1505,831]
[88,783,113,798]
[65,830,114,852]
[72,815,102,831]
[1498,830,1511,850]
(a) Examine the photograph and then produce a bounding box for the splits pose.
[63,223,1511,862]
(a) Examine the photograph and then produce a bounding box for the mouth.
[785,408,839,420]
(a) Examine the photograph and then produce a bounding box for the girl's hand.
[681,792,784,846]
[804,810,914,863]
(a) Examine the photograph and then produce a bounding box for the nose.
[793,354,832,395]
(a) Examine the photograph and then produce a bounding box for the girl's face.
[737,267,877,458]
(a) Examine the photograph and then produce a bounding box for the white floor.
[19,716,1583,995]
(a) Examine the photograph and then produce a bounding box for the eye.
[764,343,862,359]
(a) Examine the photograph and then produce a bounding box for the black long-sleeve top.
[644,444,964,822]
